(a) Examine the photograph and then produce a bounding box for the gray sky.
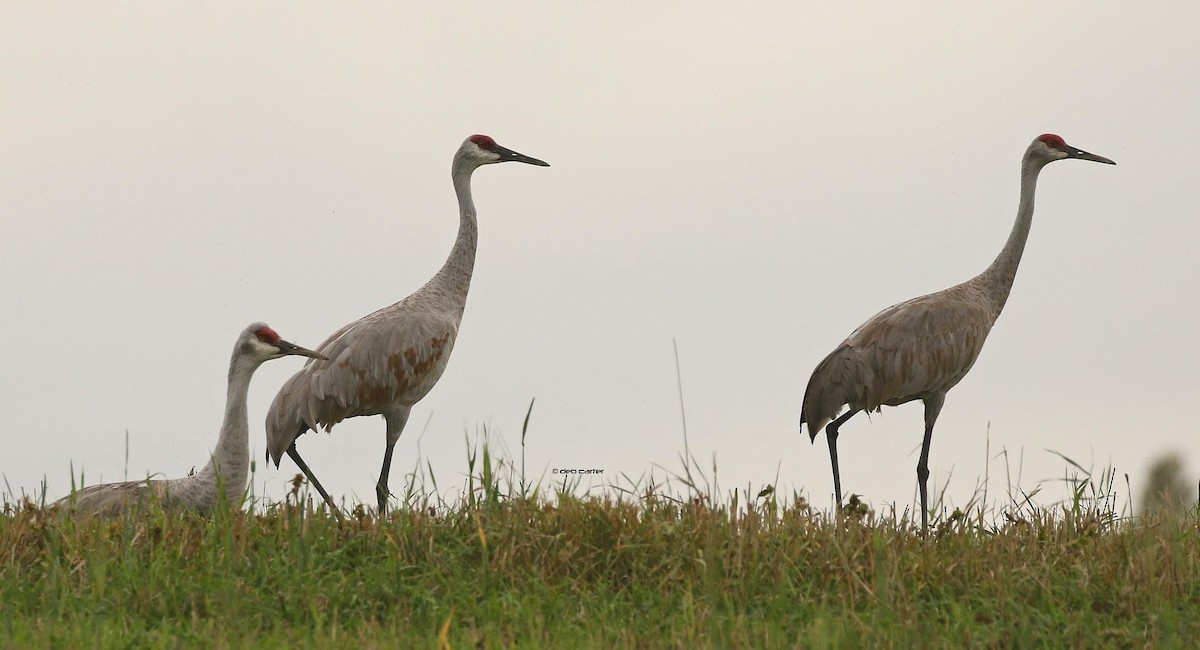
[3,3,1197,514]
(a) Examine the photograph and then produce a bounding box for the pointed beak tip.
[1074,150,1116,166]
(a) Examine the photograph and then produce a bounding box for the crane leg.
[825,409,859,514]
[917,395,946,532]
[286,443,342,519]
[377,409,412,515]
[376,442,397,514]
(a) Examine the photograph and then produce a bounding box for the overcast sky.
[3,3,1197,515]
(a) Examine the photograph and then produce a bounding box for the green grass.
[4,442,1200,648]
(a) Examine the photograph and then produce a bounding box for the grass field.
[4,442,1199,649]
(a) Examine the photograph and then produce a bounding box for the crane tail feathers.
[800,343,865,443]
[802,417,831,443]
[265,375,311,467]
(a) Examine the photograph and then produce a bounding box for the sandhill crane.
[800,134,1115,531]
[54,323,325,516]
[265,135,549,514]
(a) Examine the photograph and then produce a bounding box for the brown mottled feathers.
[265,303,459,464]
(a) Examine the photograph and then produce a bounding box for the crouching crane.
[54,323,325,516]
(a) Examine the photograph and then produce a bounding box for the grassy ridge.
[3,474,1200,649]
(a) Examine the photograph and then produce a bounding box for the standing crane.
[799,134,1115,531]
[54,323,325,516]
[265,134,549,514]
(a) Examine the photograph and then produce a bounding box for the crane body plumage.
[802,285,995,429]
[265,135,548,514]
[799,134,1115,530]
[53,323,324,517]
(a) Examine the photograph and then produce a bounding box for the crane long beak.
[495,145,550,167]
[276,339,328,361]
[1066,146,1116,165]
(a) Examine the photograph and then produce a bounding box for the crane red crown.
[469,134,498,151]
[1037,133,1066,148]
[255,327,281,345]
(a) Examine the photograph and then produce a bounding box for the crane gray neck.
[190,350,260,501]
[425,159,480,317]
[976,155,1046,317]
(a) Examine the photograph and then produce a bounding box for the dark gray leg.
[377,409,411,515]
[825,409,859,513]
[917,394,946,532]
[376,442,396,514]
[286,443,343,519]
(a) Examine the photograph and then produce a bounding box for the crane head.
[1032,134,1116,166]
[240,322,327,362]
[460,134,550,168]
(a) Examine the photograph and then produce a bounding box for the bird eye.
[1037,133,1066,149]
[255,327,280,344]
[469,134,497,151]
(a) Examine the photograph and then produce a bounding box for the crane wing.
[265,305,460,462]
[53,479,163,516]
[847,289,995,408]
[802,286,996,438]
